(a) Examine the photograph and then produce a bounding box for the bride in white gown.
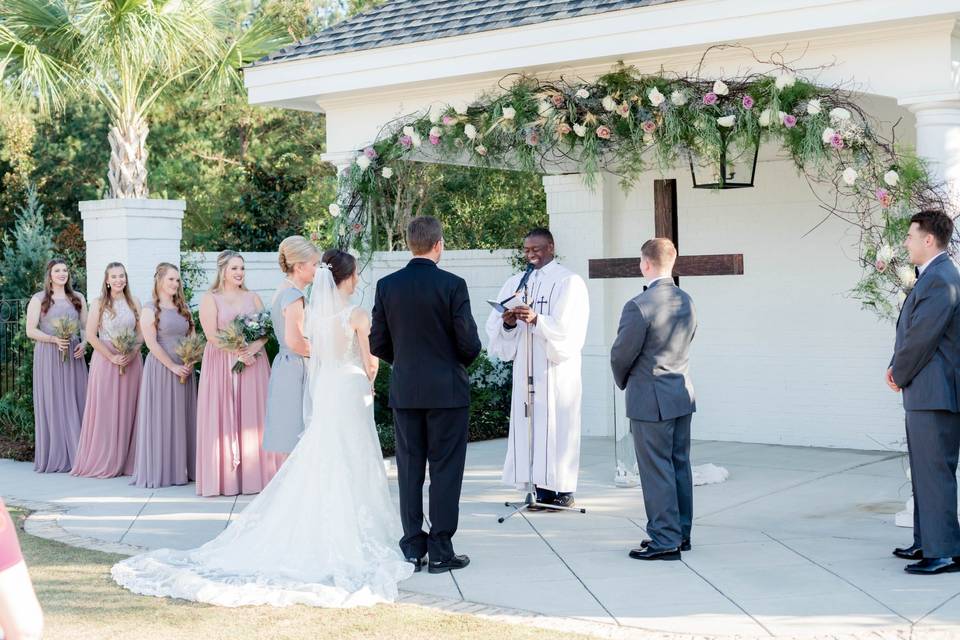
[111,252,414,607]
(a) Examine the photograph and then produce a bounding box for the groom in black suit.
[371,216,482,574]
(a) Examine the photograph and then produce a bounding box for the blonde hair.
[97,262,139,331]
[641,238,678,268]
[209,250,247,293]
[152,263,193,334]
[278,236,319,274]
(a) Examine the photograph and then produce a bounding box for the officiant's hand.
[885,367,900,392]
[513,305,537,325]
[502,310,518,328]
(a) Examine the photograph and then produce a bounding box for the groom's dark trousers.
[371,258,482,561]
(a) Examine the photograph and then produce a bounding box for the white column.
[80,199,185,302]
[542,173,614,438]
[903,99,960,205]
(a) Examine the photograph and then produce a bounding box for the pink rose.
[830,133,844,150]
[364,146,378,159]
[742,95,754,109]
[352,223,363,233]
[429,134,441,145]
[616,102,631,117]
[703,92,719,106]
[641,120,657,134]
[876,188,892,208]
[596,125,611,140]
[557,122,572,135]
[875,259,887,273]
[551,94,565,108]
[399,135,413,148]
[442,115,456,126]
[526,130,540,146]
[783,114,797,128]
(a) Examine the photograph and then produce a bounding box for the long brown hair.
[40,258,82,316]
[151,263,193,333]
[97,262,139,331]
[209,250,247,293]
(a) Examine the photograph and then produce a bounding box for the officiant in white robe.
[485,229,589,506]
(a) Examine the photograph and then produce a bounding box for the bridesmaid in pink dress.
[195,251,281,497]
[72,263,143,478]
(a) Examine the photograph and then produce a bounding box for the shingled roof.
[254,0,684,66]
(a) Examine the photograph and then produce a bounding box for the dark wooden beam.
[588,254,744,279]
[654,179,679,248]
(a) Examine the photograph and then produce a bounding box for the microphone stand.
[499,270,586,523]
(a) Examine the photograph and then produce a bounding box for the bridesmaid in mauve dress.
[72,263,144,478]
[195,250,280,497]
[25,259,89,473]
[263,236,318,459]
[130,263,198,489]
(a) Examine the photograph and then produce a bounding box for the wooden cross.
[588,179,744,283]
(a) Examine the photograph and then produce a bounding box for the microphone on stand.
[515,262,535,296]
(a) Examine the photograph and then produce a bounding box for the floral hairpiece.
[319,262,332,271]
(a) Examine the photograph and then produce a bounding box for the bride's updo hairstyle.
[321,249,357,286]
[278,235,319,274]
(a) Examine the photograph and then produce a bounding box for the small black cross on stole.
[534,296,549,313]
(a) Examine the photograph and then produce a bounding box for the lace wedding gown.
[111,268,413,607]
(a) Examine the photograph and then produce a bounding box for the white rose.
[821,127,836,144]
[829,107,851,122]
[775,73,796,90]
[648,87,666,107]
[381,167,393,179]
[573,123,587,137]
[807,99,821,115]
[575,88,590,99]
[670,90,688,106]
[877,244,896,264]
[713,80,729,96]
[717,115,736,128]
[355,155,371,170]
[758,108,772,127]
[464,123,477,140]
[884,170,899,187]
[402,125,415,137]
[328,203,341,217]
[502,106,516,120]
[428,104,444,124]
[643,132,654,144]
[841,167,858,185]
[778,111,787,124]
[453,102,468,115]
[410,132,422,147]
[429,126,441,138]
[601,95,617,112]
[897,265,917,289]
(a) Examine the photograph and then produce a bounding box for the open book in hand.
[486,292,526,314]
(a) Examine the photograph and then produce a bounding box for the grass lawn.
[9,508,593,640]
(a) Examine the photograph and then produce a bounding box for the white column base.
[80,199,185,302]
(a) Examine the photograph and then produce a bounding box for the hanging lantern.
[688,129,760,189]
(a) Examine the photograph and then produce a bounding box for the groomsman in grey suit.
[887,210,960,575]
[611,238,697,561]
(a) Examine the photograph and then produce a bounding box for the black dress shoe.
[629,547,681,561]
[893,544,923,560]
[428,554,471,574]
[405,555,426,573]
[546,493,576,511]
[904,557,960,575]
[641,538,691,552]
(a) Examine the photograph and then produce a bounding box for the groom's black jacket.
[371,258,482,409]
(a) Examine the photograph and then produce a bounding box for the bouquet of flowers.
[174,334,206,384]
[51,316,80,363]
[217,311,273,374]
[109,328,138,375]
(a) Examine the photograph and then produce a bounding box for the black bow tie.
[642,285,648,292]
[915,266,921,279]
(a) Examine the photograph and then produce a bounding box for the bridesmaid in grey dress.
[263,236,319,456]
[131,263,198,488]
[25,259,89,473]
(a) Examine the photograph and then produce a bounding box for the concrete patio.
[4,437,959,639]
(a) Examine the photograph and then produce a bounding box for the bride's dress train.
[111,269,413,607]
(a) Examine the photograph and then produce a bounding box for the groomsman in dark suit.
[887,209,960,575]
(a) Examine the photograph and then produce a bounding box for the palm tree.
[0,0,290,198]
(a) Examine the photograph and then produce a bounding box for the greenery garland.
[328,59,953,320]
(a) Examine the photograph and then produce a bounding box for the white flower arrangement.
[328,203,341,217]
[877,244,896,264]
[381,167,393,179]
[758,109,772,127]
[573,123,587,137]
[712,80,729,96]
[775,73,796,90]
[575,88,590,99]
[717,115,736,128]
[502,106,516,120]
[464,123,477,140]
[841,167,858,185]
[670,90,688,106]
[884,170,900,187]
[648,87,666,107]
[807,99,822,115]
[355,155,371,170]
[896,265,917,289]
[601,95,617,112]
